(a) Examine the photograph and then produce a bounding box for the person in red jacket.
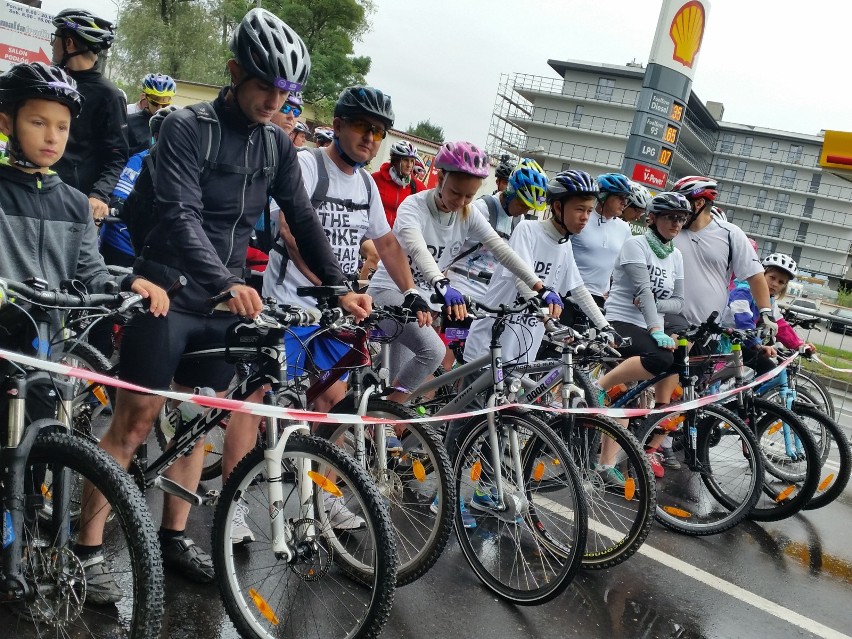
[372,139,424,227]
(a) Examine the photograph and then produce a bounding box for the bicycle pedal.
[153,476,207,506]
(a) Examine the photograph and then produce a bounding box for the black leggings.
[610,321,674,376]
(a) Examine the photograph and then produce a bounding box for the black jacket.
[137,87,346,313]
[127,109,153,157]
[52,67,128,204]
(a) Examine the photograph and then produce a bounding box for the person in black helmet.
[77,8,371,590]
[493,155,513,194]
[50,8,128,222]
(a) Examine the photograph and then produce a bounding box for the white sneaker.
[324,494,366,531]
[231,501,255,545]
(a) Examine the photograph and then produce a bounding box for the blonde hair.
[764,266,790,300]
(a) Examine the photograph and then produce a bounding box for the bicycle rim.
[2,430,163,639]
[212,435,396,639]
[549,414,655,569]
[454,411,587,604]
[794,372,836,420]
[327,399,454,586]
[795,404,852,510]
[636,405,764,535]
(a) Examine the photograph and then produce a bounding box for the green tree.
[406,120,445,144]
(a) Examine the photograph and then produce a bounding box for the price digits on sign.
[659,147,673,167]
[670,102,684,122]
[664,125,679,145]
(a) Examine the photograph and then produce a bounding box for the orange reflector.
[470,461,482,482]
[775,485,795,502]
[660,415,684,431]
[41,484,52,499]
[412,459,426,482]
[204,443,215,456]
[92,385,108,406]
[767,421,783,436]
[662,506,692,518]
[818,474,835,492]
[308,471,342,498]
[248,588,279,625]
[551,458,561,466]
[533,462,545,482]
[624,477,635,501]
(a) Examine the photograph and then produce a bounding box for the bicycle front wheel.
[4,428,163,639]
[794,403,852,510]
[454,409,587,604]
[548,413,655,569]
[635,405,764,536]
[212,434,396,639]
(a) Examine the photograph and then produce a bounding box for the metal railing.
[716,140,822,169]
[731,218,852,254]
[511,72,642,109]
[717,167,852,201]
[674,142,712,175]
[717,193,852,228]
[510,107,632,137]
[682,110,719,151]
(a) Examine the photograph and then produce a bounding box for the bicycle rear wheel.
[212,434,396,639]
[635,405,764,536]
[3,428,163,639]
[794,403,852,510]
[454,409,587,604]
[793,371,835,420]
[548,413,655,569]
[323,398,454,586]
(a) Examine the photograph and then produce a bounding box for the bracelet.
[758,307,772,314]
[403,288,419,296]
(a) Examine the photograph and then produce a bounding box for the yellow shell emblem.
[669,1,706,69]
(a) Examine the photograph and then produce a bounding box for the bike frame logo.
[669,1,706,68]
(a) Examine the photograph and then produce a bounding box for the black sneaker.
[161,536,214,583]
[660,447,681,469]
[81,553,123,605]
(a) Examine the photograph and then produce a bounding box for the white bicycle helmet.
[762,253,797,279]
[627,182,652,210]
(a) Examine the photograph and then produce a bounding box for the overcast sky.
[42,0,851,144]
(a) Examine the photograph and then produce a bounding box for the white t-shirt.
[447,196,518,302]
[604,235,684,328]
[464,220,584,366]
[127,102,142,115]
[263,149,390,307]
[570,212,633,296]
[370,189,501,304]
[673,218,763,325]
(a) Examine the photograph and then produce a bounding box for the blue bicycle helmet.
[596,172,632,200]
[141,73,176,98]
[546,170,598,203]
[505,159,548,212]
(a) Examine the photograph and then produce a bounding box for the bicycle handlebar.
[0,278,145,312]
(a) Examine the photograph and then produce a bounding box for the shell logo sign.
[669,1,706,68]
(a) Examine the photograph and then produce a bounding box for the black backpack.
[121,101,278,256]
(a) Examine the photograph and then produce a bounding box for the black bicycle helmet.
[52,8,115,52]
[230,8,311,92]
[0,62,83,117]
[546,170,599,203]
[648,192,692,215]
[333,86,394,129]
[149,105,180,138]
[495,158,515,180]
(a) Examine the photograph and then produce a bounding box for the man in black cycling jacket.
[50,8,128,222]
[77,8,372,596]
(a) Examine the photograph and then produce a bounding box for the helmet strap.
[551,200,572,243]
[333,136,365,169]
[7,109,40,169]
[683,197,708,229]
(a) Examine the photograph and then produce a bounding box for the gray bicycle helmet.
[334,85,394,129]
[626,182,652,210]
[52,8,115,52]
[495,158,515,180]
[390,140,418,158]
[292,121,310,136]
[648,192,692,215]
[230,8,311,92]
[546,170,599,203]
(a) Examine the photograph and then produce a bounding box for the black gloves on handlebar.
[402,291,430,316]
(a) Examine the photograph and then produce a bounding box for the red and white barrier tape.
[0,347,797,425]
[810,354,852,374]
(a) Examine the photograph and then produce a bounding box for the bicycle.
[0,277,163,638]
[407,298,588,604]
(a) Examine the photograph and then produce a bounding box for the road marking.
[538,496,851,639]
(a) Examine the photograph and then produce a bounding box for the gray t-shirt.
[673,219,762,325]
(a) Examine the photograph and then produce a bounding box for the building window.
[803,197,815,218]
[791,245,802,262]
[770,140,779,154]
[735,161,748,181]
[765,240,778,253]
[768,216,782,236]
[762,165,774,185]
[809,173,821,194]
[796,222,809,242]
[750,213,761,232]
[728,184,741,204]
[781,169,797,188]
[573,104,583,125]
[774,193,790,213]
[714,158,729,178]
[720,133,735,153]
[595,77,615,100]
[756,189,768,208]
[741,136,754,156]
[788,144,803,164]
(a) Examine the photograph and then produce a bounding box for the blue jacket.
[100,150,149,257]
[723,280,762,347]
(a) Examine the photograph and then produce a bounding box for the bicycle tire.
[7,429,164,639]
[793,371,836,420]
[635,404,764,536]
[453,409,587,604]
[794,403,852,510]
[547,413,655,569]
[323,398,454,586]
[212,434,396,639]
[744,398,820,521]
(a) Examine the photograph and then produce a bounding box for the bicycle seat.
[296,285,350,300]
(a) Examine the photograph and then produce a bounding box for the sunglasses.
[344,118,387,142]
[50,33,64,45]
[280,103,302,117]
[658,214,689,225]
[148,99,172,108]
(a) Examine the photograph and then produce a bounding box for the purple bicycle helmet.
[434,141,489,178]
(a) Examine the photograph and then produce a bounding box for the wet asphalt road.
[157,465,852,639]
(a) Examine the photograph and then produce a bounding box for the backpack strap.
[260,124,278,184]
[143,151,157,191]
[308,147,370,211]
